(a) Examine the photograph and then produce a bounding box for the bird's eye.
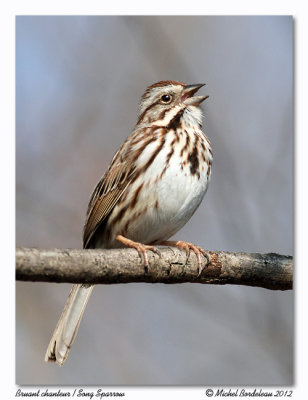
[160,94,173,104]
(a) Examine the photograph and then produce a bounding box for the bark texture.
[16,247,293,290]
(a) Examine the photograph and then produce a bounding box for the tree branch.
[16,247,293,290]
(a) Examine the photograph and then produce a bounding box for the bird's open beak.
[182,83,209,106]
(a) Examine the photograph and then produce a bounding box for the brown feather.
[141,80,185,100]
[83,125,170,248]
[83,160,135,248]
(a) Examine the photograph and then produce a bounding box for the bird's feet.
[159,240,209,275]
[116,234,160,270]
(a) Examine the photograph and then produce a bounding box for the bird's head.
[137,80,208,127]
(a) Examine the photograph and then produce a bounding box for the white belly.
[120,132,211,244]
[101,126,212,248]
[145,160,210,244]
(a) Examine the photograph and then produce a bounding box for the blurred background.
[16,16,293,385]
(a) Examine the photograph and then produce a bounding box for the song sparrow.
[45,80,212,365]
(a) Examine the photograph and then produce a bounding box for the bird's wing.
[82,155,136,249]
[82,126,165,248]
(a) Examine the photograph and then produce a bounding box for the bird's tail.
[44,283,94,366]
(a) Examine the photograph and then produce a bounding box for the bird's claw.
[116,234,160,271]
[159,240,209,275]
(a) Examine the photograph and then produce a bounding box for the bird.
[45,80,212,365]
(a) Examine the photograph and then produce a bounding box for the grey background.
[16,16,293,385]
